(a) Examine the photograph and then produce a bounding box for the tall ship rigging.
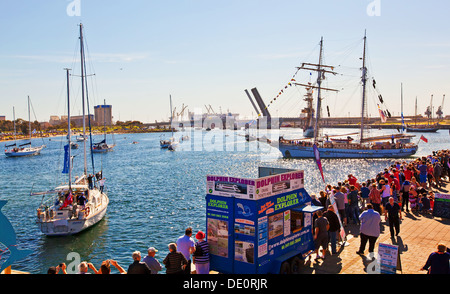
[276,33,418,159]
[300,84,315,138]
[406,95,439,133]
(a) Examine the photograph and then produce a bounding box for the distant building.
[71,115,95,127]
[50,114,94,127]
[49,115,61,126]
[0,116,5,121]
[94,104,112,126]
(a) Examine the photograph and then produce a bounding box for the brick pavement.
[299,180,450,274]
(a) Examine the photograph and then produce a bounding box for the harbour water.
[0,127,447,274]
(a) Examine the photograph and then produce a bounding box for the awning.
[292,204,323,213]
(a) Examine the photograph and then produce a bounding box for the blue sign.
[0,200,31,273]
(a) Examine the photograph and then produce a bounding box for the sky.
[0,0,449,123]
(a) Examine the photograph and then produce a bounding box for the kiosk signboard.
[207,171,304,200]
[206,170,320,274]
[433,193,450,219]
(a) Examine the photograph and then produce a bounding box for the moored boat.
[5,97,46,157]
[34,24,109,237]
[276,33,418,159]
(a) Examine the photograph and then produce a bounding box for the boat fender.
[84,207,90,218]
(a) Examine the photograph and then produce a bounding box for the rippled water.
[0,127,448,273]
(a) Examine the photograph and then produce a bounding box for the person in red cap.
[193,231,210,274]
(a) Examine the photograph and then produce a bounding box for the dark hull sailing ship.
[406,96,439,133]
[277,33,418,159]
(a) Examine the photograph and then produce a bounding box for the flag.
[378,104,387,123]
[420,135,428,143]
[62,144,70,174]
[329,194,346,241]
[313,144,325,183]
[60,192,73,209]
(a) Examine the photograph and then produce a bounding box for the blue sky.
[0,0,449,123]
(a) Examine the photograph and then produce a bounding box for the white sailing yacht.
[5,97,46,157]
[160,94,178,150]
[92,99,116,153]
[34,24,109,236]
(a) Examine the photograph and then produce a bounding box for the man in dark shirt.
[421,244,450,274]
[127,251,151,274]
[348,185,360,225]
[323,205,341,254]
[313,210,329,260]
[384,197,402,238]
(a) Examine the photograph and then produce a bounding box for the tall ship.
[276,33,418,159]
[406,96,439,133]
[33,24,109,236]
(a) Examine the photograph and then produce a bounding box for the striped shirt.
[193,241,210,264]
[163,251,187,274]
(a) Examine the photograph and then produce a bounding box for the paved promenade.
[300,181,450,274]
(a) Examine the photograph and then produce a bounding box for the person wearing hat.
[193,231,210,274]
[143,247,162,274]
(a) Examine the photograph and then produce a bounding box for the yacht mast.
[360,30,368,142]
[13,107,16,144]
[28,96,32,142]
[415,97,418,126]
[103,99,108,143]
[170,94,174,138]
[314,37,324,142]
[401,83,404,132]
[79,23,87,175]
[65,68,72,188]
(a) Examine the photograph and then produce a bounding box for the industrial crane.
[436,94,445,120]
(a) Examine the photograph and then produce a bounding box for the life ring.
[84,207,90,218]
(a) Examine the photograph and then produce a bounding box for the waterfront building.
[94,104,112,126]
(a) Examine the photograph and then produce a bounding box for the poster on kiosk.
[206,170,322,274]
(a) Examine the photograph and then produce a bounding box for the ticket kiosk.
[205,169,322,274]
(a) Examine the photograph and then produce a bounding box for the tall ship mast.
[276,32,418,159]
[294,37,338,139]
[406,94,439,132]
[300,84,315,138]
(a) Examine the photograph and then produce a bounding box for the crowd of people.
[47,227,210,275]
[310,149,450,273]
[47,150,450,275]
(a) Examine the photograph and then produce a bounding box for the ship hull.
[278,144,418,159]
[406,127,438,133]
[37,193,109,237]
[5,146,45,157]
